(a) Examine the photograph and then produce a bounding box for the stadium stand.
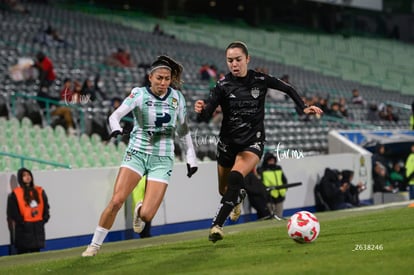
[1,2,413,171]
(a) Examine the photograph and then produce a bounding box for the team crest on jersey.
[251,87,260,98]
[171,97,178,109]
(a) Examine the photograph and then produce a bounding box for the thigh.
[232,151,260,177]
[112,167,141,204]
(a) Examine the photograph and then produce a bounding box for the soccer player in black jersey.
[194,41,323,242]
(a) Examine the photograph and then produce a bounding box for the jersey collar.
[146,86,171,101]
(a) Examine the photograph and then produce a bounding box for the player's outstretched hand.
[194,100,205,113]
[186,163,198,178]
[303,105,323,115]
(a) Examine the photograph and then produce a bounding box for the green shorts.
[121,150,174,184]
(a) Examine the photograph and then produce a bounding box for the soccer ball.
[287,211,320,243]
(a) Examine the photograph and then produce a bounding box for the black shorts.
[216,140,264,168]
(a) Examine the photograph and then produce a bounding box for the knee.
[228,171,244,190]
[109,198,125,212]
[221,171,244,204]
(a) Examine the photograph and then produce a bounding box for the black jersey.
[197,70,307,145]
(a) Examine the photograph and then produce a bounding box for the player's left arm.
[266,75,323,115]
[176,93,198,178]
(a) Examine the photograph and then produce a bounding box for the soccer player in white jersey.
[82,55,198,256]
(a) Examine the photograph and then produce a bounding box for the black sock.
[211,171,244,227]
[211,202,234,227]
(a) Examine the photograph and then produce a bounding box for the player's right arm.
[194,86,221,123]
[108,88,139,135]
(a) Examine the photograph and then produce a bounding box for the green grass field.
[0,202,413,275]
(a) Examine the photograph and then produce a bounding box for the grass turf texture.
[0,203,412,275]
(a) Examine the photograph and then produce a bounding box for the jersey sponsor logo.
[229,93,236,98]
[251,87,260,98]
[155,112,171,127]
[254,76,265,80]
[145,101,171,107]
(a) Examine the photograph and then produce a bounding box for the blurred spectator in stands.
[93,74,107,101]
[366,103,380,122]
[373,161,395,193]
[69,80,82,104]
[60,78,73,103]
[389,161,407,192]
[33,52,58,109]
[317,97,329,114]
[351,89,365,105]
[244,169,271,219]
[217,71,225,81]
[372,144,390,173]
[3,0,29,14]
[327,102,345,119]
[405,144,414,199]
[34,25,69,48]
[351,88,365,105]
[199,64,217,81]
[198,63,210,80]
[152,23,175,39]
[105,48,135,68]
[379,104,399,122]
[338,97,348,117]
[81,78,97,102]
[341,169,366,207]
[319,168,353,210]
[51,79,79,134]
[371,143,395,193]
[33,51,56,91]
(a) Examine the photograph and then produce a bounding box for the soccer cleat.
[229,203,242,222]
[229,189,246,222]
[82,245,99,257]
[133,201,146,233]
[208,225,224,243]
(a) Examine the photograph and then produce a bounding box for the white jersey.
[109,86,196,163]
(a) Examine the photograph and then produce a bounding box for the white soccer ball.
[287,211,320,243]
